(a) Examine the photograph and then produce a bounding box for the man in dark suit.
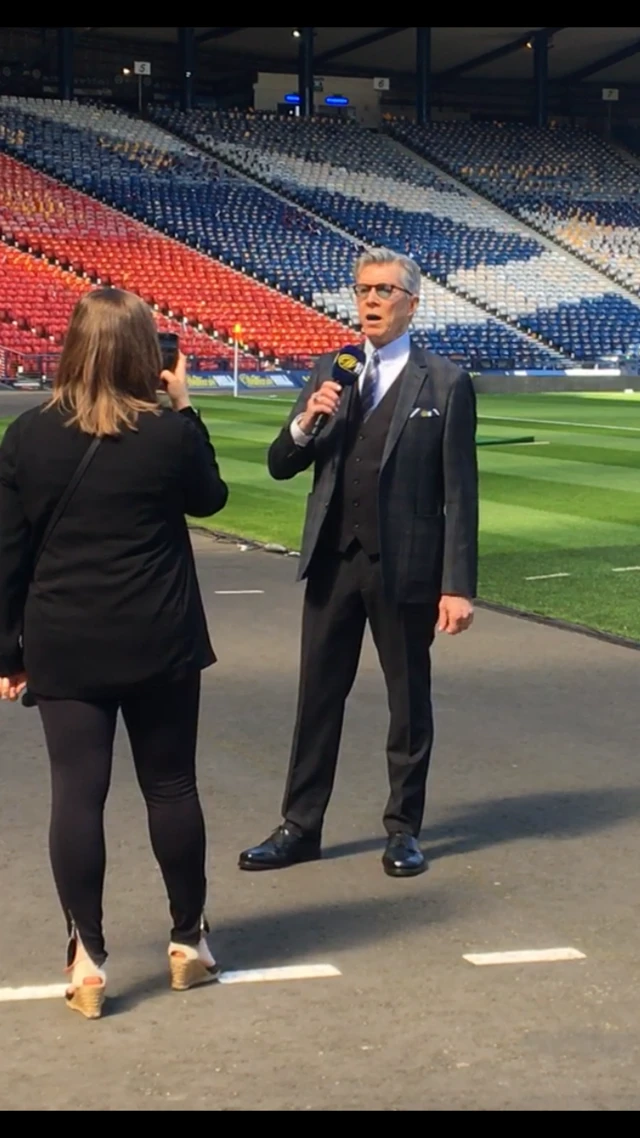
[239,249,478,877]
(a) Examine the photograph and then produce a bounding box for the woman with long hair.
[0,289,228,1019]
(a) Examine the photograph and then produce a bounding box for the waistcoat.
[320,376,403,556]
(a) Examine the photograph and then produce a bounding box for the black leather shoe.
[382,834,427,878]
[238,825,322,871]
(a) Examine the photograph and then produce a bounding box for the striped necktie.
[360,350,380,420]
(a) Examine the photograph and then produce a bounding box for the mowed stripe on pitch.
[478,501,640,550]
[477,396,640,638]
[496,443,640,468]
[478,403,640,558]
[478,473,640,528]
[479,453,640,496]
[479,392,640,427]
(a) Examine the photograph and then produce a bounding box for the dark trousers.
[37,671,206,967]
[282,545,438,838]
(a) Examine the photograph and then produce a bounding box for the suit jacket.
[268,344,478,605]
[0,403,228,698]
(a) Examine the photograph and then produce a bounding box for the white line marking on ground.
[215,590,265,595]
[464,948,586,966]
[0,984,67,1003]
[612,566,640,573]
[218,964,342,985]
[525,572,571,581]
[0,964,342,1002]
[479,415,640,433]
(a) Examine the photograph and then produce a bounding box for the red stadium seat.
[0,153,346,361]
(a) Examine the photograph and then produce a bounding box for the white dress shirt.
[291,331,412,446]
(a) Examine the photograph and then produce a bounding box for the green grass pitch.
[2,391,639,642]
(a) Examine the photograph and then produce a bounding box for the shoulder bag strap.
[33,437,102,571]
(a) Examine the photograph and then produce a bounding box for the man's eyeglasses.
[353,283,413,299]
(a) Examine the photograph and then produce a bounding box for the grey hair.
[354,248,422,297]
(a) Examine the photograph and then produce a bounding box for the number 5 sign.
[134,61,152,77]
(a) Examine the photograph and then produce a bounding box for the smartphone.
[158,331,179,373]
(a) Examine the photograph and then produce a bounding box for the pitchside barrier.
[2,353,639,398]
[185,368,640,397]
[187,370,308,393]
[187,368,640,396]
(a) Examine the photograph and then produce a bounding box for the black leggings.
[37,671,206,967]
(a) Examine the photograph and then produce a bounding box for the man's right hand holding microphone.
[297,381,343,436]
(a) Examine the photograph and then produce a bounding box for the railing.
[0,346,61,384]
[0,344,321,385]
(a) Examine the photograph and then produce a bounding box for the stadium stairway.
[386,119,640,307]
[148,105,640,364]
[386,133,640,308]
[0,148,346,364]
[146,106,565,369]
[0,235,256,368]
[0,98,564,370]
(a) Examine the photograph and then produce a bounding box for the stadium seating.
[0,240,242,371]
[0,256,57,379]
[0,148,345,362]
[388,119,640,297]
[0,243,86,343]
[0,98,363,307]
[148,105,640,361]
[0,97,563,369]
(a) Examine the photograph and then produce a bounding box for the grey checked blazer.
[267,344,479,605]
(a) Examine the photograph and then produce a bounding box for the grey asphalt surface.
[1,390,640,1110]
[0,389,50,413]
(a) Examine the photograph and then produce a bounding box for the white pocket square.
[410,407,440,419]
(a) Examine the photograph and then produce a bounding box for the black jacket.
[0,403,228,698]
[268,345,478,605]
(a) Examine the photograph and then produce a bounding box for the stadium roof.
[80,28,640,84]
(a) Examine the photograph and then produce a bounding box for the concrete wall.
[471,374,640,394]
[253,73,382,128]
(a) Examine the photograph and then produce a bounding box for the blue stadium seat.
[0,97,569,368]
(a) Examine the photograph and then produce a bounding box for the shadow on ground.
[110,889,453,1013]
[51,787,640,1018]
[321,787,640,863]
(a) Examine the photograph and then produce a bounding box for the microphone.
[310,344,366,437]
